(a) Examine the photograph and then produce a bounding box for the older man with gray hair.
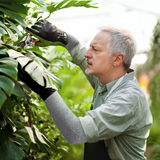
[19,19,152,160]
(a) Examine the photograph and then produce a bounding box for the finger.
[26,27,39,35]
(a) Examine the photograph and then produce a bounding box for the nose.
[84,48,92,58]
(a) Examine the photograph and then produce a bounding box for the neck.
[98,68,127,87]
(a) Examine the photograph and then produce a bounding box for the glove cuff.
[39,88,56,101]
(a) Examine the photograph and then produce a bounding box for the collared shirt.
[66,41,153,160]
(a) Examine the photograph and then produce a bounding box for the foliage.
[143,20,160,159]
[0,0,96,159]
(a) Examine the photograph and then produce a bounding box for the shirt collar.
[105,69,135,93]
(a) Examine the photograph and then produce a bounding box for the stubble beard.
[85,69,91,75]
[85,68,94,76]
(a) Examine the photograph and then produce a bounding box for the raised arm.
[26,19,97,88]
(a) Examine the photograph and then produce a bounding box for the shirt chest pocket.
[92,92,107,109]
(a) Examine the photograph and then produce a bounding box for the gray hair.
[98,26,137,70]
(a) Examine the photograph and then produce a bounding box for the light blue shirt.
[66,37,153,160]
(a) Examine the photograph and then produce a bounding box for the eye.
[93,46,98,51]
[93,48,98,51]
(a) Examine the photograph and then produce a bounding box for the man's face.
[84,31,114,77]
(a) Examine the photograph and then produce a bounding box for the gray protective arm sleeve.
[44,91,88,144]
[65,34,80,57]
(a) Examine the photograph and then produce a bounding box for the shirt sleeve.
[65,34,97,89]
[79,93,136,143]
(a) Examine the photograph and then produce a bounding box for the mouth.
[87,59,93,66]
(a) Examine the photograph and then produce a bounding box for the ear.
[113,54,125,67]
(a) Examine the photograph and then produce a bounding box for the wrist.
[39,88,56,101]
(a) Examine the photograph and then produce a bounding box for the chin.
[85,69,91,75]
[85,69,94,75]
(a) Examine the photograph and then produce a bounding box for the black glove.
[7,49,56,100]
[26,19,68,47]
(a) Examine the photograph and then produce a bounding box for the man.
[19,20,152,160]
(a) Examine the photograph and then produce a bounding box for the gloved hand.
[26,19,68,47]
[7,49,56,100]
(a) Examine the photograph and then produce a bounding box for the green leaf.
[30,0,44,6]
[35,0,45,5]
[12,80,27,97]
[0,2,28,15]
[0,75,14,96]
[0,88,7,109]
[0,124,25,160]
[0,15,22,38]
[2,43,23,52]
[24,126,36,144]
[0,57,18,67]
[25,46,43,55]
[0,21,16,41]
[7,0,30,3]
[13,121,24,129]
[34,57,63,88]
[0,63,18,80]
[14,128,31,144]
[0,27,6,35]
[0,48,8,56]
[47,2,58,13]
[0,7,26,28]
[55,0,69,10]
[10,136,29,152]
[62,0,78,8]
[14,32,27,46]
[35,129,48,145]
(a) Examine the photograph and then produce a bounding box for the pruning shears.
[18,34,40,49]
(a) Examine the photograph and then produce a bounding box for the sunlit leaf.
[0,21,16,41]
[30,0,44,6]
[0,48,8,56]
[35,129,48,145]
[25,126,36,144]
[0,15,22,38]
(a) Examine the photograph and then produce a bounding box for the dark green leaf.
[14,128,31,144]
[10,136,29,152]
[0,7,26,28]
[0,88,7,108]
[0,2,28,15]
[0,57,18,67]
[0,63,18,80]
[0,124,25,160]
[13,121,24,129]
[0,75,14,96]
[7,0,30,3]
[12,80,27,97]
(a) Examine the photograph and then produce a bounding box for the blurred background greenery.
[0,0,160,159]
